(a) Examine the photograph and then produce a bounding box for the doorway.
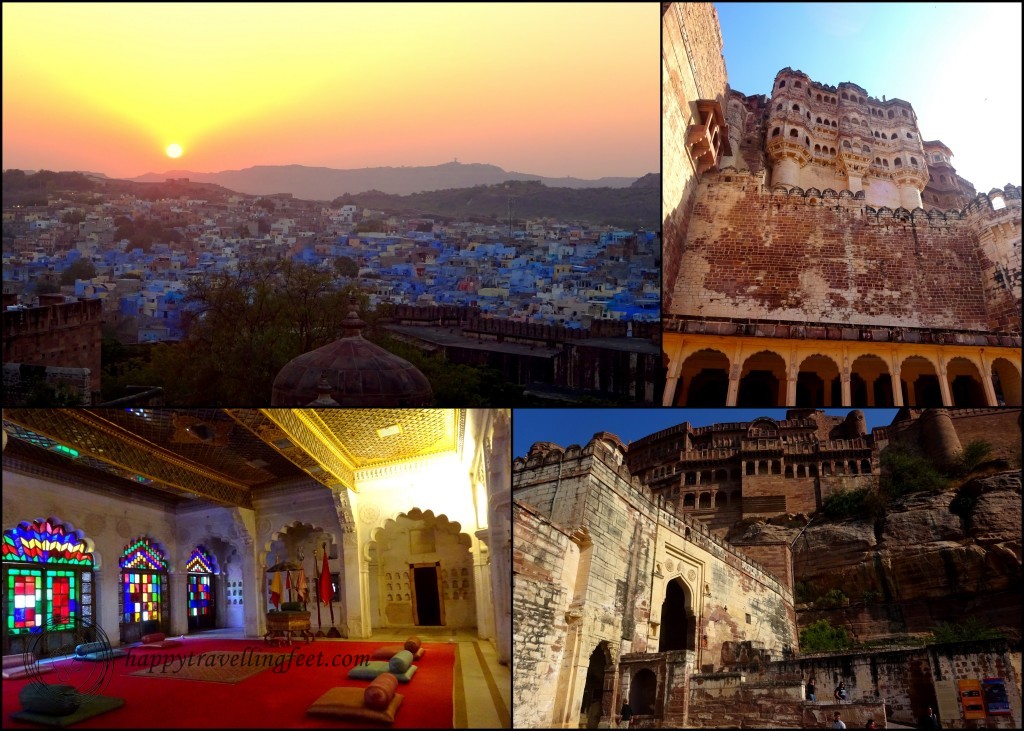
[410,562,444,626]
[187,573,216,632]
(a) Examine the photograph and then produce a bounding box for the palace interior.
[1,408,511,728]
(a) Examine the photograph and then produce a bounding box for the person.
[834,680,847,702]
[865,720,878,729]
[918,706,941,730]
[619,698,633,728]
[831,710,847,729]
[806,677,816,702]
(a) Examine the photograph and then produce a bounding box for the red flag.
[319,550,334,605]
[269,571,282,609]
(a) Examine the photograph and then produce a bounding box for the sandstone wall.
[666,172,1020,336]
[885,408,1023,465]
[763,640,1022,728]
[662,2,729,313]
[512,500,580,729]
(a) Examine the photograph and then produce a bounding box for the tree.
[60,258,97,285]
[333,256,358,277]
[60,210,86,225]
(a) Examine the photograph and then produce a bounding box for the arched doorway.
[659,577,695,652]
[580,643,608,729]
[947,357,987,406]
[991,358,1022,406]
[738,351,787,407]
[797,355,839,406]
[2,518,95,656]
[676,349,730,406]
[851,354,893,406]
[186,545,218,633]
[630,668,658,716]
[901,356,942,407]
[119,536,169,643]
[367,509,475,630]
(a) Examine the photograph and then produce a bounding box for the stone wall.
[884,408,1023,465]
[667,173,1020,335]
[512,500,580,729]
[662,2,729,313]
[763,640,1023,729]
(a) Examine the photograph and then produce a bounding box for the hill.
[130,161,641,199]
[332,177,660,229]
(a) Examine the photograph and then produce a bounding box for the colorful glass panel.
[186,546,214,574]
[7,568,43,634]
[188,574,212,617]
[2,520,93,565]
[118,538,168,571]
[121,571,164,624]
[47,571,76,630]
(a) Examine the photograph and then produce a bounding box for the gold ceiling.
[2,409,464,506]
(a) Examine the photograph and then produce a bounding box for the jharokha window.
[686,99,732,176]
[2,518,94,655]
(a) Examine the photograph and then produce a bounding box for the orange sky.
[2,3,658,180]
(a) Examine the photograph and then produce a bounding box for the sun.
[166,143,183,159]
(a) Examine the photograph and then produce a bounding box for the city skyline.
[2,3,658,181]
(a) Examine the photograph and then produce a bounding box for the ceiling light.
[377,424,402,438]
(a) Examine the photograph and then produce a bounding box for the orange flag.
[269,571,282,609]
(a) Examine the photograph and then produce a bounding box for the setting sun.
[166,143,182,158]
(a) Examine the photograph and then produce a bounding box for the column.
[726,364,740,406]
[937,358,953,407]
[472,531,494,642]
[486,412,512,665]
[344,531,367,638]
[840,372,851,407]
[786,375,797,406]
[168,570,188,637]
[891,357,904,407]
[663,342,686,407]
[978,351,999,407]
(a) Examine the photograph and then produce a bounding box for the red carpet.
[2,639,455,728]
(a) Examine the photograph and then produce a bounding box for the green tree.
[61,258,97,285]
[799,620,851,653]
[333,256,359,277]
[60,209,86,225]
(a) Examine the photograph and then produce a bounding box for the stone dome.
[271,308,433,407]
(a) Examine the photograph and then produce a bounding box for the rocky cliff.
[729,470,1022,642]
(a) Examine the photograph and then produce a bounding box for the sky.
[716,3,1022,194]
[513,408,899,457]
[1,3,658,180]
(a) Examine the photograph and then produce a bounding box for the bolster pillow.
[141,632,165,644]
[403,636,421,653]
[3,653,29,669]
[75,642,106,656]
[364,672,399,710]
[20,684,80,716]
[388,650,414,674]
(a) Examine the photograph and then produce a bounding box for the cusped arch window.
[890,133,898,140]
[790,129,799,138]
[910,156,918,165]
[777,103,783,111]
[794,81,802,88]
[842,92,849,100]
[793,104,800,112]
[842,139,852,148]
[772,127,781,137]
[906,132,914,139]
[779,79,786,88]
[894,158,903,167]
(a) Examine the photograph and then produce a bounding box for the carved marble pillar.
[891,361,905,407]
[726,364,740,406]
[840,372,852,407]
[473,530,494,642]
[168,570,188,637]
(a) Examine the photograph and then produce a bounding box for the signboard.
[982,678,1011,716]
[933,679,960,722]
[957,679,986,720]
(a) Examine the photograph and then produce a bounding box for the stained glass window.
[188,574,212,617]
[3,519,93,645]
[186,546,214,574]
[119,538,168,625]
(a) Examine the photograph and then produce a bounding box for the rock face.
[788,470,1021,640]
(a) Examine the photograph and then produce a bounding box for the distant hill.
[130,162,642,199]
[332,177,660,229]
[2,169,249,206]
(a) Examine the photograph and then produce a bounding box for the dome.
[271,308,433,407]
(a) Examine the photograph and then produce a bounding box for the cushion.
[140,632,165,644]
[347,661,417,683]
[3,666,54,680]
[3,652,31,669]
[307,686,403,724]
[75,642,106,657]
[364,672,399,710]
[137,639,183,649]
[75,648,128,661]
[280,601,304,612]
[370,645,404,661]
[20,685,80,716]
[415,647,425,661]
[404,636,421,653]
[10,695,125,727]
[388,650,413,674]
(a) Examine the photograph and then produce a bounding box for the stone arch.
[797,354,840,407]
[851,354,893,407]
[946,357,987,407]
[262,520,335,570]
[630,668,658,716]
[900,355,942,407]
[580,641,611,728]
[715,492,727,508]
[367,508,476,630]
[676,349,730,406]
[738,350,787,407]
[991,358,1022,406]
[683,493,695,508]
[658,576,696,653]
[698,492,711,510]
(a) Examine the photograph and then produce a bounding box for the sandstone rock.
[881,490,963,545]
[968,474,1022,544]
